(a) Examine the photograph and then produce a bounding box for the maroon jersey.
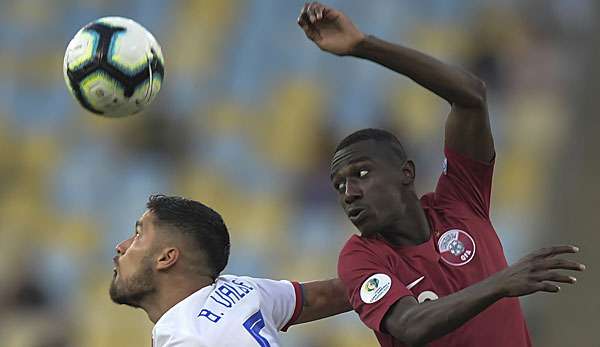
[338,147,531,347]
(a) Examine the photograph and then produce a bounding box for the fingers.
[542,258,586,271]
[307,2,322,23]
[537,282,561,293]
[297,3,310,26]
[298,2,332,25]
[297,2,315,25]
[530,245,579,259]
[535,271,577,284]
[297,2,323,42]
[308,2,317,22]
[297,4,313,38]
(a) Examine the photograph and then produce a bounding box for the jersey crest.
[438,229,476,266]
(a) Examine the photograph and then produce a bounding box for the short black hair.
[334,128,407,162]
[147,194,230,278]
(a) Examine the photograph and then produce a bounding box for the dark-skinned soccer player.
[298,3,586,346]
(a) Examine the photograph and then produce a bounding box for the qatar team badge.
[438,229,476,266]
[360,274,392,304]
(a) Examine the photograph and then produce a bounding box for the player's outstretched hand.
[493,245,585,297]
[297,2,365,56]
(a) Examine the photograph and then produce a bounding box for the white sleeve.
[247,277,303,331]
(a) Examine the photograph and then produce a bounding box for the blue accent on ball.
[106,30,148,76]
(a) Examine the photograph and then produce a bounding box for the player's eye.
[359,169,369,178]
[336,181,346,193]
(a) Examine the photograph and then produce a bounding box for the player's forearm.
[294,278,352,324]
[389,277,502,346]
[350,35,486,108]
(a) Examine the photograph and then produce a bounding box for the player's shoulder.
[153,324,206,347]
[339,234,388,262]
[420,191,436,207]
[337,234,401,284]
[442,146,495,181]
[217,274,293,295]
[217,273,256,284]
[218,274,279,288]
[154,310,206,346]
[341,233,379,251]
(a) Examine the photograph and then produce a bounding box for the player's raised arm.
[381,245,585,346]
[298,2,494,162]
[292,278,352,325]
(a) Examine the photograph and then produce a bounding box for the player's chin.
[355,220,377,237]
[108,281,121,303]
[109,280,131,305]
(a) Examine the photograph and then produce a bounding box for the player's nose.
[344,179,363,204]
[115,238,132,255]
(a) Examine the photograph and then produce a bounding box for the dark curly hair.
[147,194,230,278]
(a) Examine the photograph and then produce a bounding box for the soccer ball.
[63,17,165,117]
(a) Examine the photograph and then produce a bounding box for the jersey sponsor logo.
[438,229,476,266]
[360,274,392,304]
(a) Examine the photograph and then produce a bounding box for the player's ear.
[156,247,180,271]
[401,160,415,185]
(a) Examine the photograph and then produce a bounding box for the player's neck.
[143,274,215,324]
[380,193,431,247]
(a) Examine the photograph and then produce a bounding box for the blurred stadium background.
[0,0,597,346]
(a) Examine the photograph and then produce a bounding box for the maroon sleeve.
[281,281,303,332]
[434,146,495,219]
[338,237,412,333]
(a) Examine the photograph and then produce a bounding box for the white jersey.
[152,275,303,347]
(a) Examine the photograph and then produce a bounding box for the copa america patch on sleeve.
[360,274,392,304]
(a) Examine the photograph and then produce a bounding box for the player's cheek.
[120,257,135,275]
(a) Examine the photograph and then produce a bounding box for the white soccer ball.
[63,17,165,117]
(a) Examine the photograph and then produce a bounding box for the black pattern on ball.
[65,22,165,115]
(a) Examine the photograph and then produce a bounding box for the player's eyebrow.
[348,156,374,166]
[330,156,374,179]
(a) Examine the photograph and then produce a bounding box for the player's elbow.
[472,77,487,104]
[384,304,429,346]
[388,318,428,346]
[461,76,487,108]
